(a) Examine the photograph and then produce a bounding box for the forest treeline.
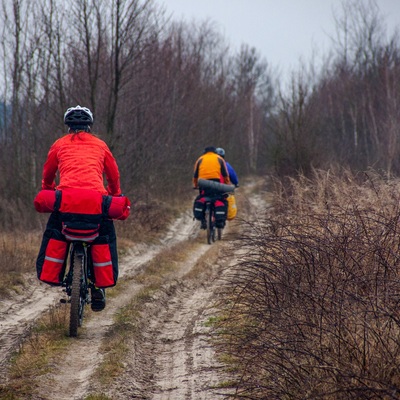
[0,0,399,230]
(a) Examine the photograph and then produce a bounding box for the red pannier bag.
[36,230,69,285]
[91,242,115,288]
[40,238,68,284]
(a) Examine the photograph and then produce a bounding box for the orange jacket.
[193,151,230,187]
[41,132,121,196]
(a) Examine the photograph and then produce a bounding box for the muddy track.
[145,256,235,400]
[99,238,238,400]
[0,182,268,399]
[0,213,197,387]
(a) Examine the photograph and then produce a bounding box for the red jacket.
[41,132,121,196]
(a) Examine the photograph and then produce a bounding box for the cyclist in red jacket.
[37,105,122,311]
[42,107,121,196]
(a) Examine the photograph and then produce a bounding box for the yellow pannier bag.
[227,194,237,220]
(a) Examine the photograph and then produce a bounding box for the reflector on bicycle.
[62,222,100,242]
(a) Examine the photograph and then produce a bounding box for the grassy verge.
[213,169,400,399]
[0,231,42,298]
[0,305,70,399]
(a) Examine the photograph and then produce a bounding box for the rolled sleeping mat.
[198,179,235,193]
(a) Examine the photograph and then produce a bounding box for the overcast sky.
[161,0,400,84]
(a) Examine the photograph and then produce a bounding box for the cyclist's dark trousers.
[36,212,118,285]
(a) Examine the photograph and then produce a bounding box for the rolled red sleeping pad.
[108,195,131,220]
[34,189,131,220]
[33,190,57,213]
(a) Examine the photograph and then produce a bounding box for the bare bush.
[217,169,400,399]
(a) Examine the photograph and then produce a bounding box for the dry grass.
[0,305,70,399]
[115,199,179,246]
[0,231,42,298]
[215,168,400,399]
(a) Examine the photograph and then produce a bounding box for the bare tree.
[232,45,274,173]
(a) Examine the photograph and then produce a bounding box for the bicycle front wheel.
[69,250,84,337]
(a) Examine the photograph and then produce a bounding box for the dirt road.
[100,234,243,400]
[0,183,266,399]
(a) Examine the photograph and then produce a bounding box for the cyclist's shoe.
[201,219,207,230]
[91,287,106,312]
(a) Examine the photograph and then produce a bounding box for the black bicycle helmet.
[64,105,94,126]
[204,146,216,154]
[216,147,225,158]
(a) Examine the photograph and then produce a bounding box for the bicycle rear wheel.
[69,250,84,337]
[207,207,216,244]
[217,228,222,240]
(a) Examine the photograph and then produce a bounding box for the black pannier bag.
[193,195,206,220]
[214,198,228,228]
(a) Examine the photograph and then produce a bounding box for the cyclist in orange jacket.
[193,146,230,189]
[37,105,122,311]
[193,146,230,229]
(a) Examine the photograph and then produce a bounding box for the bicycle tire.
[211,222,216,242]
[217,227,222,240]
[208,206,217,244]
[69,250,83,337]
[206,208,212,244]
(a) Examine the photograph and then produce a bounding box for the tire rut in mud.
[1,183,268,400]
[147,267,232,399]
[101,241,236,400]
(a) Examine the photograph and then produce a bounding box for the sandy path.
[148,259,234,400]
[0,181,268,399]
[0,212,197,388]
[96,229,239,400]
[97,184,267,400]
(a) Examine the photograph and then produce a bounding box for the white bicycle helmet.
[64,105,94,126]
[216,147,225,158]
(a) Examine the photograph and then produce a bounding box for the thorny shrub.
[216,169,400,399]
